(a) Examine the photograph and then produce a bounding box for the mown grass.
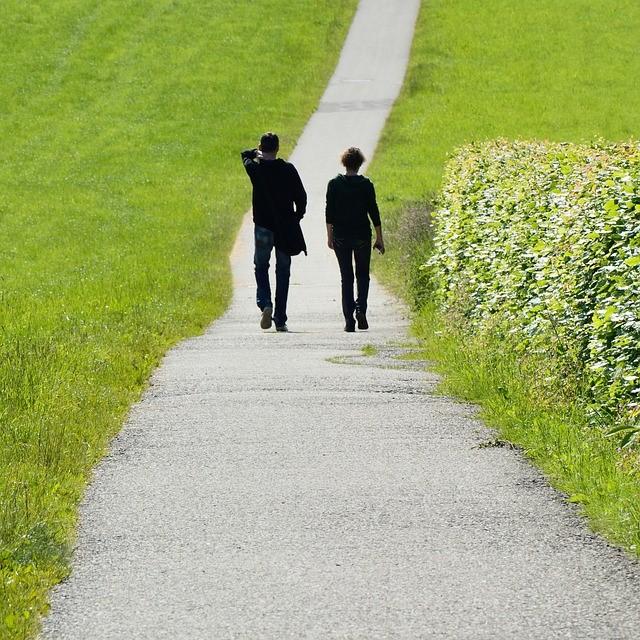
[369,0,640,287]
[0,1,357,637]
[368,0,640,552]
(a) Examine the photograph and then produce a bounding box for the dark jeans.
[333,236,371,320]
[254,225,291,326]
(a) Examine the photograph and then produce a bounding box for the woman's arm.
[368,181,384,253]
[325,181,336,249]
[367,181,382,228]
[373,225,385,254]
[326,223,334,249]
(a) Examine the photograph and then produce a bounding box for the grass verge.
[414,304,640,553]
[368,0,640,553]
[0,1,357,637]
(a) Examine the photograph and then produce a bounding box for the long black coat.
[241,150,308,255]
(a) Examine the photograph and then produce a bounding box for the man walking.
[241,132,307,332]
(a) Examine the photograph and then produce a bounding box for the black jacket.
[325,174,381,239]
[241,149,307,256]
[241,149,307,229]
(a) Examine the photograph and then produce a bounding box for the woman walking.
[326,147,385,332]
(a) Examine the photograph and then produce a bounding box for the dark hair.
[340,147,365,171]
[260,132,279,153]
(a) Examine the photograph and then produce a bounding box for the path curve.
[43,1,640,638]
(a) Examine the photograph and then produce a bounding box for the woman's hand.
[374,238,385,254]
[326,223,334,250]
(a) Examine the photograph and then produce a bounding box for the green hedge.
[428,140,640,435]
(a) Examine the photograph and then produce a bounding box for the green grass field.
[0,2,357,636]
[370,0,640,288]
[368,0,640,552]
[371,0,640,204]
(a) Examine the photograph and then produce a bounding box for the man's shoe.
[344,318,356,332]
[355,310,369,330]
[275,323,288,332]
[260,306,273,329]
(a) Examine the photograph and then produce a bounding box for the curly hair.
[340,147,365,171]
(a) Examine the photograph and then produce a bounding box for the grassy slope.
[0,1,357,637]
[369,0,640,287]
[373,0,640,200]
[367,0,640,551]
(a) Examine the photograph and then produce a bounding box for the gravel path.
[42,1,640,638]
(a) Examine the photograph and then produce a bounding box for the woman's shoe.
[355,310,368,330]
[260,306,273,329]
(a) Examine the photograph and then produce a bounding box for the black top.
[241,149,307,232]
[325,174,381,239]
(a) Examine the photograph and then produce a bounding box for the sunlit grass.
[361,344,378,357]
[369,0,640,287]
[414,305,640,555]
[0,1,357,637]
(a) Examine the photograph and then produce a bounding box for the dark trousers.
[333,236,371,320]
[254,225,291,326]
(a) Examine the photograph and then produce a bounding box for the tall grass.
[0,1,357,637]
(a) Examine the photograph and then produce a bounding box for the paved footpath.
[43,1,640,638]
